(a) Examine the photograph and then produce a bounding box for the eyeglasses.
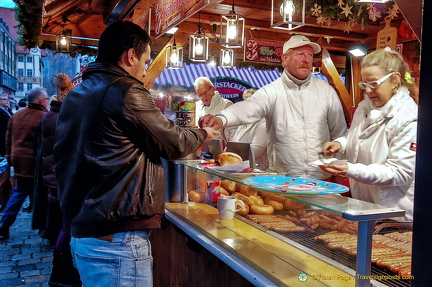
[358,72,394,90]
[0,98,8,101]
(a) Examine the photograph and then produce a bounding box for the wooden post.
[321,48,353,122]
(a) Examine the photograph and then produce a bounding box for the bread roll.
[248,195,264,205]
[217,152,242,166]
[239,184,258,196]
[236,202,250,216]
[189,190,205,202]
[264,197,284,211]
[284,198,309,210]
[250,204,274,215]
[221,179,237,193]
[232,192,254,206]
[219,186,230,196]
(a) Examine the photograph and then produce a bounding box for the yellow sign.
[376,16,398,50]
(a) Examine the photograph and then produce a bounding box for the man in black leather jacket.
[54,20,218,287]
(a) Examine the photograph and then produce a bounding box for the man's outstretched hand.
[198,114,223,129]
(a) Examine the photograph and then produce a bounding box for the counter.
[152,202,357,286]
[160,160,408,287]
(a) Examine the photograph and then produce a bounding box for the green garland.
[304,0,396,26]
[12,0,43,49]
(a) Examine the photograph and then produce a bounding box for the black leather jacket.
[54,61,206,237]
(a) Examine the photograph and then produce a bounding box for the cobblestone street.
[0,199,53,287]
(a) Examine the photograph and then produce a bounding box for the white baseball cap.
[283,35,321,54]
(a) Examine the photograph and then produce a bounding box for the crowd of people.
[0,19,418,287]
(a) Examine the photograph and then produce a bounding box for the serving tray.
[243,176,349,195]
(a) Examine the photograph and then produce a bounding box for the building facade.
[0,16,16,98]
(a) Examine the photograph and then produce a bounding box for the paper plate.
[243,176,349,195]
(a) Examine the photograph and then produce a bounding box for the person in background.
[0,87,49,239]
[18,99,27,111]
[199,35,347,180]
[33,73,82,286]
[320,49,418,222]
[0,94,12,212]
[194,77,236,141]
[54,20,219,286]
[230,88,269,170]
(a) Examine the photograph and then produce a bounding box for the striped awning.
[154,63,283,89]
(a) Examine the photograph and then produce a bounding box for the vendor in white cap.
[199,35,347,180]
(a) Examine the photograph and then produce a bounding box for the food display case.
[156,159,411,287]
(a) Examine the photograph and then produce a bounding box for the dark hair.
[18,99,27,107]
[97,20,152,65]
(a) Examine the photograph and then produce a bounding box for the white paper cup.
[217,196,245,220]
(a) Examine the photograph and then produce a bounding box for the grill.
[239,216,411,287]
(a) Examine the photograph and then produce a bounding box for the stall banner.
[243,38,284,64]
[214,77,252,103]
[154,0,210,38]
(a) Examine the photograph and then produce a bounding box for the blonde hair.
[242,88,257,100]
[52,73,75,102]
[361,49,418,104]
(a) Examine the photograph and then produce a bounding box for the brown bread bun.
[217,152,242,166]
[239,184,258,196]
[219,186,230,196]
[250,204,274,215]
[189,190,205,202]
[236,202,250,216]
[264,197,284,211]
[221,180,237,193]
[248,195,264,205]
[232,193,254,206]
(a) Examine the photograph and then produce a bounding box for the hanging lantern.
[189,13,209,62]
[220,0,245,48]
[271,0,305,31]
[207,55,217,67]
[220,49,234,68]
[166,37,183,69]
[56,30,71,53]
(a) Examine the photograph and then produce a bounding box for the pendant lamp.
[220,49,234,68]
[189,13,209,62]
[220,0,245,48]
[166,37,183,69]
[271,0,305,31]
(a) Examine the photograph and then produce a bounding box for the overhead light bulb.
[227,18,237,39]
[170,48,179,64]
[60,36,68,46]
[223,51,231,64]
[208,57,216,67]
[280,0,295,29]
[280,0,295,18]
[195,38,204,55]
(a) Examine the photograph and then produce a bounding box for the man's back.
[6,104,46,177]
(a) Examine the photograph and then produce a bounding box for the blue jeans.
[0,176,34,228]
[70,230,153,287]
